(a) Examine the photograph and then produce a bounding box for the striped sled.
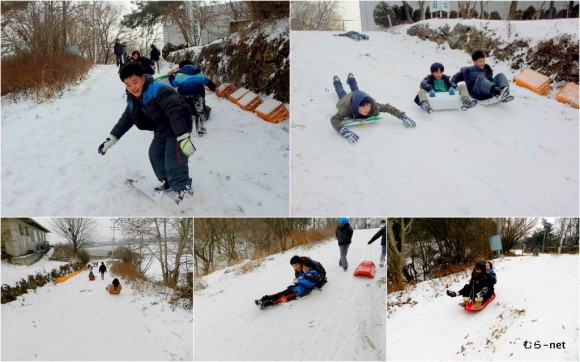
[353,261,376,278]
[342,116,382,127]
[464,293,496,312]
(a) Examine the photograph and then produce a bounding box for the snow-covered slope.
[194,228,386,360]
[1,65,289,216]
[387,254,579,361]
[290,27,579,216]
[1,261,192,360]
[0,248,67,287]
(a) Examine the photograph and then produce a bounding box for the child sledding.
[255,255,327,310]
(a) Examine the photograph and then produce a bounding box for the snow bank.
[1,249,68,287]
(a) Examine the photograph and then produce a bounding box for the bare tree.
[402,1,413,22]
[387,218,414,290]
[547,1,555,19]
[51,218,98,253]
[508,1,519,20]
[418,1,426,20]
[479,1,488,19]
[117,218,192,287]
[290,1,340,30]
[501,218,538,251]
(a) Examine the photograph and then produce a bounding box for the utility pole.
[111,221,117,262]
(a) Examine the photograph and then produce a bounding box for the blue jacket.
[450,64,494,92]
[295,270,318,296]
[110,75,192,140]
[168,65,217,97]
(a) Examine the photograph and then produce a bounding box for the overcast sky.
[34,218,117,242]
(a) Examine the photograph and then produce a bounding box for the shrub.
[76,249,90,265]
[1,52,92,102]
[50,244,75,262]
[110,262,147,281]
[490,11,501,20]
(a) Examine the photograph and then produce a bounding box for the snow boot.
[347,72,355,81]
[446,290,457,298]
[333,75,340,83]
[459,297,470,307]
[471,297,484,310]
[420,101,433,114]
[154,179,171,192]
[491,86,502,97]
[197,125,207,137]
[175,185,193,205]
[460,98,477,111]
[499,87,514,103]
[379,258,385,268]
[343,267,348,272]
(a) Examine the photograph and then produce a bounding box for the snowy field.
[1,261,192,361]
[0,248,67,287]
[1,65,289,216]
[290,20,579,216]
[387,254,579,361]
[194,228,386,361]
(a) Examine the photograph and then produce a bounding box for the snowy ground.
[0,248,67,287]
[194,228,386,361]
[1,65,289,216]
[387,254,579,361]
[290,21,579,216]
[1,261,192,361]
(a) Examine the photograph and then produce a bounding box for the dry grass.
[235,260,261,275]
[287,226,335,248]
[110,263,147,281]
[1,52,92,102]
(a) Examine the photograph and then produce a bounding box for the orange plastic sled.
[353,261,376,278]
[238,91,263,111]
[215,83,236,98]
[228,88,250,105]
[54,267,87,284]
[255,99,289,123]
[515,68,550,95]
[555,82,579,109]
[464,293,496,312]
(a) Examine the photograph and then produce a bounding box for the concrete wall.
[11,251,45,266]
[2,220,48,257]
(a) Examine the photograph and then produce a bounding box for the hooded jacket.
[450,64,494,93]
[107,283,122,295]
[292,256,327,287]
[336,222,354,246]
[169,65,217,97]
[110,75,192,140]
[330,90,404,132]
[132,55,155,75]
[459,262,494,301]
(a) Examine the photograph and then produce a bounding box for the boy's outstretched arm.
[98,106,135,155]
[450,71,464,88]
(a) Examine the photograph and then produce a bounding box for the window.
[25,227,30,236]
[19,224,24,235]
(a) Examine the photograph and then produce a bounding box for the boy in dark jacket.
[367,219,386,267]
[98,262,107,280]
[446,261,495,310]
[450,50,513,102]
[168,60,217,137]
[331,73,415,143]
[336,217,354,271]
[114,39,123,70]
[415,62,477,113]
[131,51,156,75]
[98,62,195,204]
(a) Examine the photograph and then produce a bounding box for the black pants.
[183,95,207,133]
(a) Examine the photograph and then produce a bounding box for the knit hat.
[338,217,349,224]
[430,62,444,73]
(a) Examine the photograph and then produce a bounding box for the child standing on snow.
[331,73,416,143]
[98,62,195,204]
[367,219,386,267]
[168,60,217,137]
[336,217,354,271]
[414,62,477,113]
[450,50,513,103]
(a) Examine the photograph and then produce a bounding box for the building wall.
[2,219,47,257]
[163,5,232,48]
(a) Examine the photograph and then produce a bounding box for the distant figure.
[336,31,369,41]
[99,262,107,280]
[106,278,122,294]
[114,39,123,70]
[336,217,353,271]
[88,270,95,280]
[122,42,128,67]
[367,219,386,267]
[150,44,161,71]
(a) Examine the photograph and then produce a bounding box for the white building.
[163,3,232,47]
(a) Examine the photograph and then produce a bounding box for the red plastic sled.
[464,293,496,312]
[353,261,376,278]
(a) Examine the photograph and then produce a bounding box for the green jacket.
[330,93,404,132]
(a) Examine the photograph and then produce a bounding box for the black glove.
[446,290,457,298]
[476,287,488,298]
[367,241,372,244]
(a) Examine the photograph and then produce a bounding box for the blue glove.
[399,113,416,128]
[448,87,455,95]
[428,89,436,97]
[339,127,359,143]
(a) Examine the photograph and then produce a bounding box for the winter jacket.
[114,42,123,56]
[420,74,452,92]
[99,264,107,274]
[294,270,319,296]
[336,222,354,246]
[89,271,95,279]
[150,46,161,61]
[133,56,155,75]
[122,45,128,59]
[487,267,497,285]
[368,226,386,246]
[169,65,217,97]
[293,257,327,287]
[110,75,192,140]
[450,64,494,93]
[331,90,404,132]
[107,283,122,295]
[459,270,494,301]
